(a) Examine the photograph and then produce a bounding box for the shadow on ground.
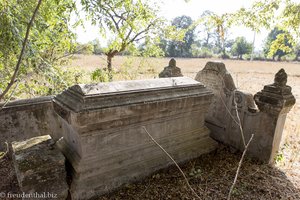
[0,145,299,200]
[98,145,300,200]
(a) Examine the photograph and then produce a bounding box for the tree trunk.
[222,47,226,58]
[0,0,42,101]
[250,31,256,61]
[294,51,300,61]
[205,33,210,47]
[107,55,112,72]
[278,55,282,61]
[221,36,226,58]
[107,54,113,81]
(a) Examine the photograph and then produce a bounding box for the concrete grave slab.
[12,135,68,200]
[54,77,217,199]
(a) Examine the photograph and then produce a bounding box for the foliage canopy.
[231,37,252,59]
[0,0,80,100]
[81,0,163,79]
[264,27,293,60]
[166,15,195,57]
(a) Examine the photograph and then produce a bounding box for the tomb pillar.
[253,69,296,164]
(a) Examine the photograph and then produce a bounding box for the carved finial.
[169,58,176,67]
[274,68,287,87]
[159,58,182,78]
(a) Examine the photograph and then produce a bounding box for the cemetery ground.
[1,55,300,199]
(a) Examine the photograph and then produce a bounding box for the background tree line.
[77,11,299,62]
[0,0,300,100]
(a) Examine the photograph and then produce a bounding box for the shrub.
[199,48,214,58]
[91,69,110,82]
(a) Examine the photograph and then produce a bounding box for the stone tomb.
[53,77,217,199]
[195,61,295,164]
[12,135,68,200]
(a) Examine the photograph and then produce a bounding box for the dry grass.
[67,54,300,77]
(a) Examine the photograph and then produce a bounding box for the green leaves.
[281,1,300,37]
[82,0,160,56]
[230,0,299,60]
[232,0,299,40]
[268,32,293,58]
[81,0,163,79]
[91,69,110,82]
[163,15,196,57]
[0,0,77,99]
[264,27,293,60]
[232,0,281,32]
[231,37,252,59]
[199,11,231,56]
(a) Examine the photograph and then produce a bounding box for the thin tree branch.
[125,27,133,41]
[0,80,20,110]
[134,35,147,42]
[0,0,42,101]
[105,2,126,20]
[219,89,246,147]
[227,134,254,200]
[0,142,9,160]
[142,126,201,200]
[128,23,153,44]
[219,91,240,126]
[118,11,129,23]
[218,82,254,199]
[101,6,120,33]
[52,46,89,62]
[233,90,246,147]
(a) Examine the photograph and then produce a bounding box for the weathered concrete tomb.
[12,135,68,200]
[195,61,296,164]
[0,60,296,200]
[0,96,62,152]
[53,77,217,199]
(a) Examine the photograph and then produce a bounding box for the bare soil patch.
[0,154,21,200]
